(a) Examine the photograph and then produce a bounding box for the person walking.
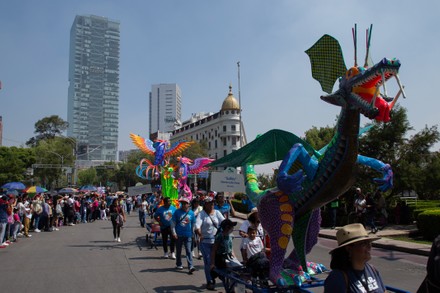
[171,197,196,274]
[214,192,233,219]
[354,188,367,226]
[324,223,386,292]
[109,198,125,242]
[195,196,225,290]
[154,197,177,259]
[366,193,378,233]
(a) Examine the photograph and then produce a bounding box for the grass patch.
[388,234,432,245]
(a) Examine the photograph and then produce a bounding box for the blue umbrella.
[2,182,26,190]
[80,185,97,192]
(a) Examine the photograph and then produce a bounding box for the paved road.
[0,212,428,293]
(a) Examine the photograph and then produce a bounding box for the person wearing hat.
[195,196,225,290]
[154,197,177,259]
[171,197,197,274]
[324,223,386,293]
[210,219,241,284]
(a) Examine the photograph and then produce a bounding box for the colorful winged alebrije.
[130,133,193,180]
[210,25,405,287]
[177,156,215,201]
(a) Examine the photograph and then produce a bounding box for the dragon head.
[321,58,403,122]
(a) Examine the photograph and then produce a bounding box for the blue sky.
[1,1,439,172]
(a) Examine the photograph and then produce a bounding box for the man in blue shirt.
[154,197,177,259]
[214,192,233,219]
[172,197,196,274]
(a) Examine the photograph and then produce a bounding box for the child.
[240,226,265,265]
[210,219,241,271]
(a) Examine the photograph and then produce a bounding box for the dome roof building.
[221,85,240,111]
[171,85,247,167]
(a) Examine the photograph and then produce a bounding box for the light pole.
[57,135,78,186]
[46,150,64,188]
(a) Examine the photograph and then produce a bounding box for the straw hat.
[329,223,380,254]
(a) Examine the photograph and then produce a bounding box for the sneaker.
[198,252,203,259]
[114,238,118,242]
[1,242,9,246]
[170,252,176,259]
[163,252,169,258]
[176,265,184,270]
[26,234,32,238]
[55,228,59,231]
[34,229,41,233]
[189,267,196,274]
[117,237,121,242]
[5,240,11,244]
[192,251,195,257]
[0,245,7,248]
[17,233,23,237]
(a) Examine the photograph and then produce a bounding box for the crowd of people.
[0,190,129,248]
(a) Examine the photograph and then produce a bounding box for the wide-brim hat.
[329,223,380,254]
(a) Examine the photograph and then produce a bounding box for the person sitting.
[240,226,265,265]
[324,223,386,293]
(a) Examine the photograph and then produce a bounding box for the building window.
[223,138,227,146]
[232,137,236,146]
[223,125,226,132]
[224,150,227,157]
[215,140,217,148]
[231,125,236,131]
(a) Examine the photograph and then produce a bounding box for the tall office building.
[149,84,182,137]
[67,15,120,161]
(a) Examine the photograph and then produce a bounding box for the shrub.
[417,209,440,240]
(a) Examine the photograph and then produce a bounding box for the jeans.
[0,222,7,243]
[33,213,41,230]
[126,203,132,215]
[139,210,146,227]
[160,226,175,254]
[176,236,193,268]
[200,242,214,283]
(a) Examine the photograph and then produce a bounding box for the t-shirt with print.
[154,205,176,228]
[240,237,264,258]
[324,263,386,293]
[172,209,195,237]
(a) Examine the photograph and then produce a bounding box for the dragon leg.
[284,208,321,270]
[258,190,295,287]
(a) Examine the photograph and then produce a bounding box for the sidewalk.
[233,211,432,256]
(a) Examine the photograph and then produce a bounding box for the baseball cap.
[220,219,237,229]
[178,197,190,204]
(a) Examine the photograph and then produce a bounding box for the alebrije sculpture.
[211,25,405,287]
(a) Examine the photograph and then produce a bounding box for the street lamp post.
[47,150,64,188]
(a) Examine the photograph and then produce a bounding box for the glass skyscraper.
[67,15,119,161]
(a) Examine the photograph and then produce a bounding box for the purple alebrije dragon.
[210,27,405,287]
[177,156,214,200]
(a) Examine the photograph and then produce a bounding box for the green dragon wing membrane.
[305,34,347,94]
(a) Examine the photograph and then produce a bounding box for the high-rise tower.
[149,84,182,137]
[67,15,120,161]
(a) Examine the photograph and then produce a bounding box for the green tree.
[78,168,97,186]
[304,125,335,150]
[0,146,35,185]
[26,115,68,146]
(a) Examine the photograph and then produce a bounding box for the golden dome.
[221,84,240,111]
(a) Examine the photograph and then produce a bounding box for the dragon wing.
[189,158,215,174]
[210,129,320,167]
[130,133,156,155]
[165,141,194,158]
[305,34,347,94]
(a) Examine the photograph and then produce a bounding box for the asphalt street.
[0,212,428,293]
